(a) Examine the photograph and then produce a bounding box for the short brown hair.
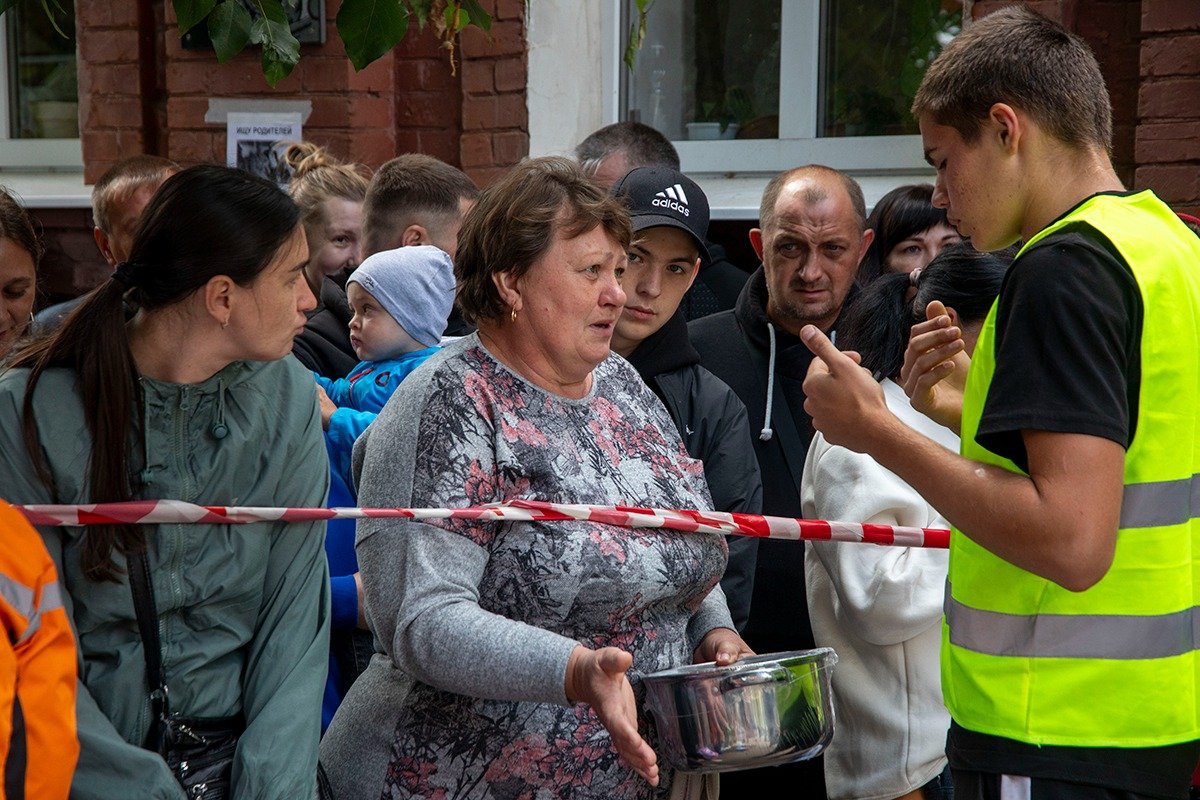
[912,6,1111,152]
[758,165,867,232]
[91,155,179,234]
[362,154,479,256]
[284,141,369,230]
[456,157,632,325]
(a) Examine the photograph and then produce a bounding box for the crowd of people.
[0,7,1198,800]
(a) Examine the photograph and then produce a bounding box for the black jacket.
[678,241,750,321]
[293,277,358,379]
[625,310,763,632]
[689,267,858,656]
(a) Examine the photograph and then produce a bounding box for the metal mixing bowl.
[643,648,837,773]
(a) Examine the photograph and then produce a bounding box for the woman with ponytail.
[0,165,330,799]
[800,243,1009,800]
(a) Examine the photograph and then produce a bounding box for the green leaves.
[337,0,408,72]
[208,2,252,63]
[249,0,300,85]
[624,0,654,70]
[175,0,217,34]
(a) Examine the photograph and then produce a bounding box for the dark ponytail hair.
[858,184,950,285]
[10,165,300,581]
[839,242,1012,381]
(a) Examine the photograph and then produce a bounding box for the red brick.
[350,56,394,93]
[1140,34,1200,76]
[1139,77,1200,118]
[494,93,527,129]
[307,95,353,128]
[496,0,525,21]
[460,132,493,167]
[165,96,211,128]
[87,96,142,130]
[350,129,397,168]
[418,58,460,91]
[1135,121,1200,162]
[349,95,393,128]
[1141,0,1200,32]
[465,166,509,187]
[84,63,143,97]
[79,28,140,65]
[419,131,461,167]
[81,131,122,165]
[461,59,494,94]
[398,92,457,126]
[1135,164,1200,202]
[493,57,525,93]
[395,26,445,60]
[459,19,525,58]
[394,130,423,153]
[462,96,496,130]
[492,130,528,164]
[168,130,219,165]
[301,58,350,92]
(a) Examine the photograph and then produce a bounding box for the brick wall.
[51,0,532,305]
[76,0,530,183]
[1136,0,1200,216]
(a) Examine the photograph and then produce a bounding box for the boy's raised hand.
[801,325,892,454]
[900,300,970,434]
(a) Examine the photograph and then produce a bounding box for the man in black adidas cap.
[609,166,762,633]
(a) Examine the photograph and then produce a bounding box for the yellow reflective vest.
[946,191,1200,747]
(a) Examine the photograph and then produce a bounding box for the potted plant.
[686,86,754,141]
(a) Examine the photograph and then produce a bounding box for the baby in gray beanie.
[315,245,456,489]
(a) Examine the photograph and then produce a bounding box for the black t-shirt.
[955,216,1199,797]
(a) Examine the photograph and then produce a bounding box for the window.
[0,0,82,169]
[621,0,962,173]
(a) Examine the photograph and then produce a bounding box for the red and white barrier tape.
[12,498,951,548]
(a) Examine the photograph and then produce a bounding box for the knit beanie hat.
[347,245,455,347]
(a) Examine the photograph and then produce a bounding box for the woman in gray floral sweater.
[319,157,751,800]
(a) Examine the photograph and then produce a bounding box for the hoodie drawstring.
[759,322,777,441]
[210,379,229,440]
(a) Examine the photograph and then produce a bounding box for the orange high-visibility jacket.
[0,500,77,799]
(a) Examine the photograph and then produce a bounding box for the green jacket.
[0,357,330,800]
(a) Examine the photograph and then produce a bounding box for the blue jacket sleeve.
[326,408,378,497]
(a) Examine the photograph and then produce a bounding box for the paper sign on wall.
[226,111,301,187]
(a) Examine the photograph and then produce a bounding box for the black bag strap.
[127,548,169,749]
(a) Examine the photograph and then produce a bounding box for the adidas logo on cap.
[652,184,691,217]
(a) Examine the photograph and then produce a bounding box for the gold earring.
[510,307,518,323]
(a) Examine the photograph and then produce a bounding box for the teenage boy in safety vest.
[799,7,1200,800]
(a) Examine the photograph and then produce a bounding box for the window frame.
[613,0,936,175]
[0,10,83,171]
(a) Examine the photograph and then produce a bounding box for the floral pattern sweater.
[319,335,734,800]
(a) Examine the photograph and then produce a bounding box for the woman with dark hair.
[0,165,330,799]
[0,188,42,362]
[858,184,961,284]
[320,156,749,800]
[801,243,1009,800]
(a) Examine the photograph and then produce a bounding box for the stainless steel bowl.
[643,648,837,773]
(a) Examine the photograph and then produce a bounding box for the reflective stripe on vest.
[0,573,64,646]
[945,190,1200,748]
[945,583,1200,660]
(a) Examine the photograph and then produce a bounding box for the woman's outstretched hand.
[565,645,659,787]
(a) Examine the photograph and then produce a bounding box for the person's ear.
[204,275,237,327]
[749,228,765,261]
[856,227,875,267]
[401,224,427,247]
[944,305,962,329]
[989,102,1022,154]
[685,257,701,290]
[492,269,523,312]
[94,227,117,267]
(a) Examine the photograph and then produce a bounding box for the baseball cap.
[611,166,711,263]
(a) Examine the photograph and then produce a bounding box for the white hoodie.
[801,379,958,800]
